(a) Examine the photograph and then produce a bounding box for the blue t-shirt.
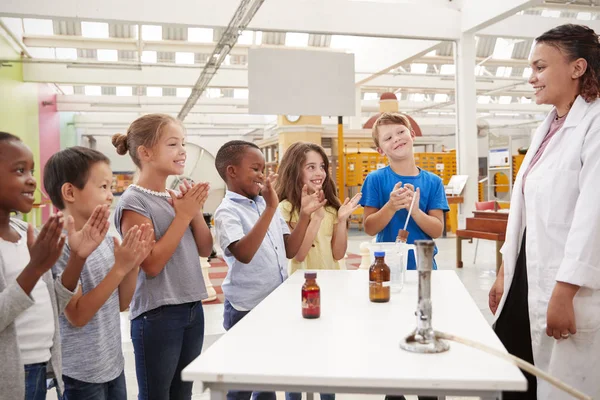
[359,167,449,270]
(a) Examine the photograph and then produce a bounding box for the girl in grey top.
[112,114,213,400]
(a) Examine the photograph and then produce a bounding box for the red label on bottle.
[302,291,320,318]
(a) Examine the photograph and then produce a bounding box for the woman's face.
[528,43,582,108]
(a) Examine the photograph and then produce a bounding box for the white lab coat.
[494,95,600,399]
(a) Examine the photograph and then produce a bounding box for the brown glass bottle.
[369,251,390,302]
[302,272,320,318]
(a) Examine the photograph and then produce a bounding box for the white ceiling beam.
[22,61,248,87]
[480,14,600,39]
[24,61,533,94]
[56,94,548,115]
[1,0,461,40]
[461,0,542,33]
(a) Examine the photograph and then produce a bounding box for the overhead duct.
[177,0,265,121]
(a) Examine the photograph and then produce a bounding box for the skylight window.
[146,87,163,97]
[522,67,532,78]
[188,27,213,42]
[478,96,491,104]
[59,85,74,95]
[411,63,428,74]
[55,48,77,60]
[234,89,249,99]
[206,88,221,98]
[175,52,195,65]
[577,12,592,20]
[28,47,55,59]
[81,22,109,39]
[255,31,263,45]
[23,19,53,35]
[116,86,133,96]
[496,66,513,78]
[237,30,254,45]
[97,49,118,62]
[499,96,512,104]
[285,32,309,47]
[541,10,561,18]
[177,88,192,98]
[141,51,157,63]
[434,94,448,103]
[364,92,379,101]
[492,38,515,59]
[142,25,162,41]
[440,64,455,75]
[84,86,102,96]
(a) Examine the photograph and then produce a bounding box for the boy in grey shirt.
[45,147,153,400]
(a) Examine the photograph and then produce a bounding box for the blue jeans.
[223,300,276,400]
[61,370,126,400]
[24,363,47,400]
[286,393,335,400]
[131,301,205,400]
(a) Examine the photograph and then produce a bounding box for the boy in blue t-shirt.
[360,112,449,270]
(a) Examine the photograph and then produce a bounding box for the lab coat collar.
[563,95,591,129]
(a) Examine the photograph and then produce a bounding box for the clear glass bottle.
[369,251,390,302]
[302,272,320,319]
[391,229,409,293]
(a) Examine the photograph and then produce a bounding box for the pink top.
[522,112,566,192]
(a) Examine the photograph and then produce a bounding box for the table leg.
[307,393,315,400]
[210,389,226,400]
[456,237,463,268]
[495,241,504,274]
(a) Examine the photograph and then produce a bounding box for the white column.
[454,33,478,228]
[349,86,363,130]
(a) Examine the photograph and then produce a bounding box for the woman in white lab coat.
[489,24,600,400]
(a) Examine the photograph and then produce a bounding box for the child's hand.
[337,193,362,222]
[167,183,207,222]
[66,204,110,259]
[300,185,327,218]
[313,191,326,221]
[27,213,67,274]
[260,173,279,209]
[387,182,406,211]
[179,180,210,211]
[113,224,155,275]
[402,184,420,216]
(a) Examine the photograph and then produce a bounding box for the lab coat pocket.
[538,169,579,227]
[573,287,600,334]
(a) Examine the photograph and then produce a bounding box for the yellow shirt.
[279,200,340,275]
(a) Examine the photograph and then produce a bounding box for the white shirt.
[0,224,54,364]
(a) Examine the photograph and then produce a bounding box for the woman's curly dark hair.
[536,24,600,102]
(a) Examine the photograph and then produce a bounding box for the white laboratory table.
[182,270,526,399]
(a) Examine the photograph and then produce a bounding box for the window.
[84,86,102,96]
[175,52,195,65]
[177,88,192,98]
[188,27,213,42]
[285,32,309,47]
[492,38,515,59]
[116,86,133,96]
[55,48,77,60]
[23,18,53,35]
[81,22,109,39]
[410,63,428,74]
[141,51,157,63]
[142,25,162,41]
[97,49,118,62]
[146,87,163,97]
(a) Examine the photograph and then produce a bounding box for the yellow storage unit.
[512,154,525,183]
[343,152,387,187]
[414,150,457,185]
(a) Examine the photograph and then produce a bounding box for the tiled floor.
[48,230,500,400]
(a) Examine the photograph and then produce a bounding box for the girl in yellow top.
[276,142,361,275]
